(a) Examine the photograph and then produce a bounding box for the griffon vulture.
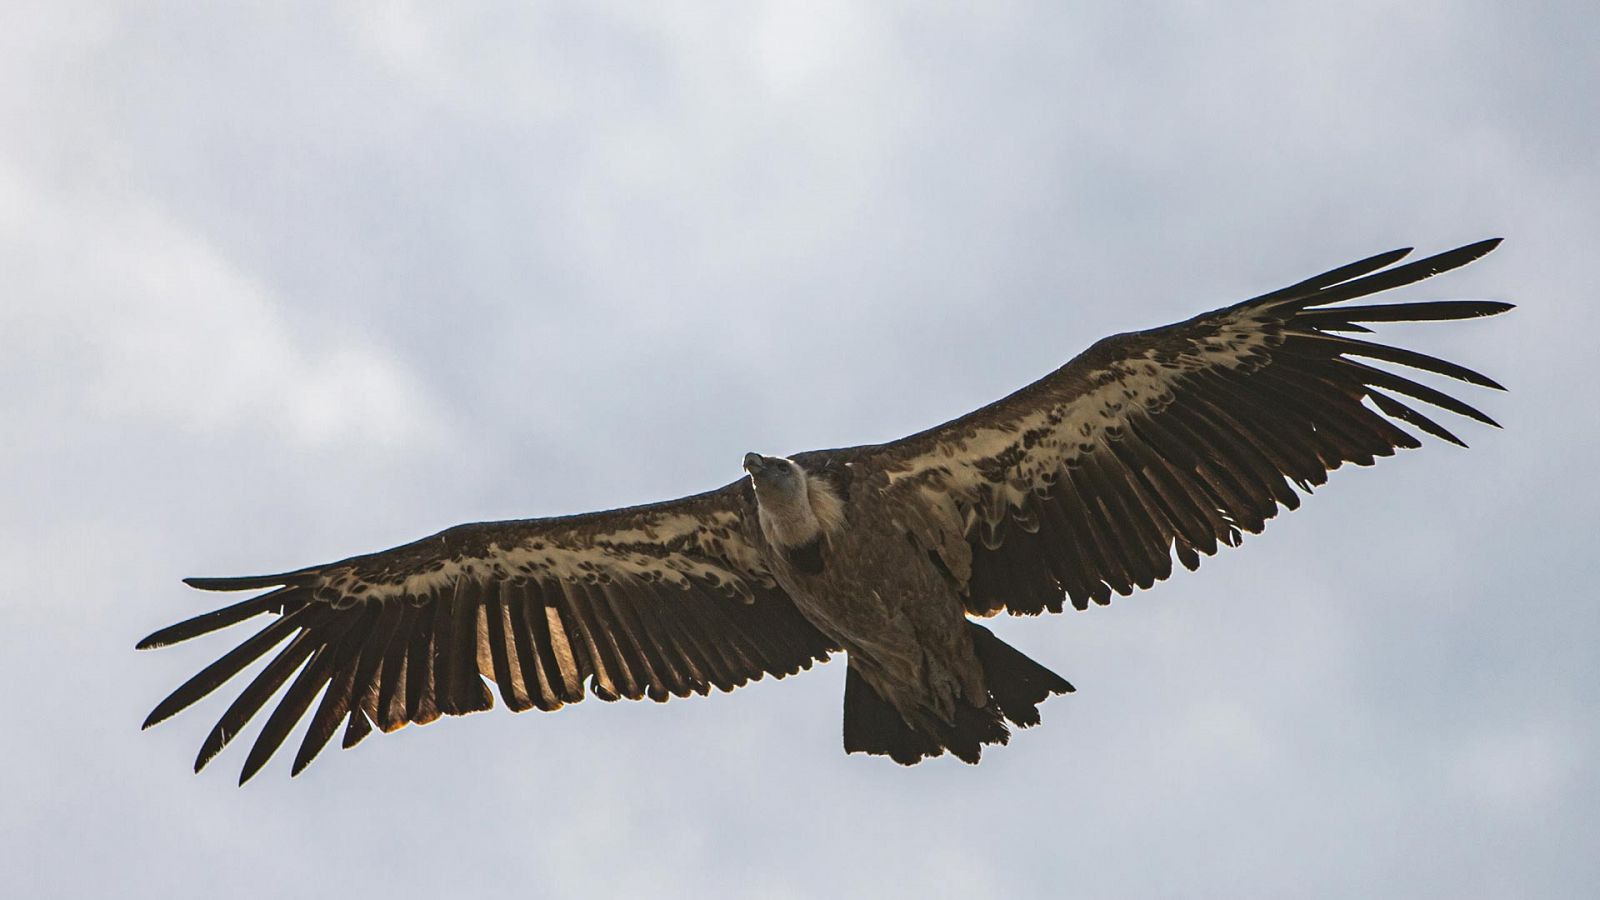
[139,239,1510,781]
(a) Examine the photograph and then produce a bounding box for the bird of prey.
[139,240,1511,782]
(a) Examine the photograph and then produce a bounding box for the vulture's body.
[140,240,1512,781]
[747,452,1069,763]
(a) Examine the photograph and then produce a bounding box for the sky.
[2,2,1596,897]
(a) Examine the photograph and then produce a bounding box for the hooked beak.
[743,452,769,474]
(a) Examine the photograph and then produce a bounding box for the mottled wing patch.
[315,506,772,604]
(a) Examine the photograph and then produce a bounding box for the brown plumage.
[139,240,1511,780]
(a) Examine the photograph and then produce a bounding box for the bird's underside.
[139,239,1512,782]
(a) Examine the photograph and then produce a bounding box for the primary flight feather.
[139,239,1511,781]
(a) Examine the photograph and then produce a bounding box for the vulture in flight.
[140,240,1511,782]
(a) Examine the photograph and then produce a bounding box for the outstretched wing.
[826,239,1510,616]
[138,480,835,783]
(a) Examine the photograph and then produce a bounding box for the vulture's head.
[745,452,840,550]
[743,452,804,497]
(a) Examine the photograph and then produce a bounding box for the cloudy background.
[3,2,1596,896]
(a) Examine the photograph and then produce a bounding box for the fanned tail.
[841,623,1073,765]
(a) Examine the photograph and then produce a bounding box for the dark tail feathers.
[842,623,1073,765]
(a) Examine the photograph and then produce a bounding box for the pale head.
[743,452,804,495]
[744,452,846,551]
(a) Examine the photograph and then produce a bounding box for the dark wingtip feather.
[342,710,374,750]
[1329,247,1414,284]
[1427,237,1503,271]
[185,574,298,592]
[1303,246,1416,291]
[1470,300,1515,316]
[1370,391,1469,447]
[1239,246,1413,309]
[1411,237,1503,276]
[1291,238,1506,311]
[1312,333,1508,391]
[1302,299,1517,327]
[136,590,295,649]
[289,747,318,778]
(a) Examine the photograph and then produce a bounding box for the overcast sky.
[3,2,1596,897]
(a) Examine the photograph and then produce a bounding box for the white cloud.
[0,160,449,451]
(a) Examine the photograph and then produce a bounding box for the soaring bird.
[139,240,1511,782]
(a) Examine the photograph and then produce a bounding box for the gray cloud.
[3,2,1596,897]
